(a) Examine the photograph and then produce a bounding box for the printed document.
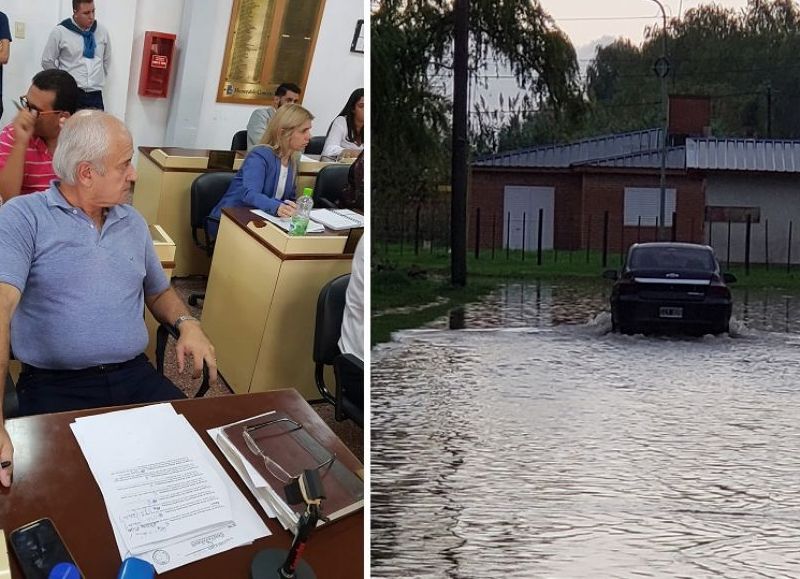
[71,404,269,573]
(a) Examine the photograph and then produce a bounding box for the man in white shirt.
[338,237,364,362]
[41,0,111,111]
[245,83,301,150]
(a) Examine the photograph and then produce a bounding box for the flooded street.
[371,281,800,578]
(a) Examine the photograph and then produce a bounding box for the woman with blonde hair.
[208,104,313,236]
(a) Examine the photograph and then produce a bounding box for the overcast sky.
[540,0,752,49]
[469,0,754,111]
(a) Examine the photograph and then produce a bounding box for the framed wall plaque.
[350,19,364,54]
[217,0,327,104]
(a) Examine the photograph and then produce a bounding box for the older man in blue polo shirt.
[0,110,217,487]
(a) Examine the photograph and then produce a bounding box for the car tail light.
[707,284,731,299]
[616,278,639,295]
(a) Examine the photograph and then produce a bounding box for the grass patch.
[375,245,800,287]
[371,269,495,345]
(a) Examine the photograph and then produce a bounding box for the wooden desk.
[0,390,363,579]
[144,224,176,363]
[201,208,359,399]
[134,147,245,277]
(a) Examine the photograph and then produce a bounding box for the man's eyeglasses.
[243,417,336,484]
[18,96,63,116]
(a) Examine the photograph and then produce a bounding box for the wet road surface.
[371,281,800,578]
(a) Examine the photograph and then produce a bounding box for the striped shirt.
[0,124,56,196]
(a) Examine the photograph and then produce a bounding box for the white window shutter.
[624,188,676,226]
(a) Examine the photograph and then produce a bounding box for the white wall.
[190,0,365,149]
[1,1,67,126]
[124,0,185,148]
[1,0,364,150]
[706,173,800,264]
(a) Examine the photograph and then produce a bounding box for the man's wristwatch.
[174,315,200,333]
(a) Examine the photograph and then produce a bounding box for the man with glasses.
[0,70,79,203]
[41,0,111,111]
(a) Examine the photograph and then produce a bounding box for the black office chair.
[334,353,363,427]
[188,172,236,306]
[155,323,213,398]
[313,274,363,427]
[4,370,18,419]
[4,348,19,419]
[313,164,351,209]
[305,135,326,156]
[231,130,248,151]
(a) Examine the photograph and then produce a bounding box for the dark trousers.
[16,354,186,416]
[77,89,104,111]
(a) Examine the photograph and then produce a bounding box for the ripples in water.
[371,282,800,578]
[418,279,800,336]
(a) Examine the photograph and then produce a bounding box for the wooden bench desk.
[0,390,364,578]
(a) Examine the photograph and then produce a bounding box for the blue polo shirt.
[0,183,170,369]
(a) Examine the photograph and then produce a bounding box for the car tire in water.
[617,323,636,335]
[712,322,729,335]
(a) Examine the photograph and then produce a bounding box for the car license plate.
[659,307,683,319]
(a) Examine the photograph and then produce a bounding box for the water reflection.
[448,307,465,330]
[418,280,800,334]
[371,281,800,577]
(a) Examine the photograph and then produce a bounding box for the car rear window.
[629,247,716,271]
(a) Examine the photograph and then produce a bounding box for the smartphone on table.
[8,518,82,579]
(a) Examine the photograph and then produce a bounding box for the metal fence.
[374,203,800,273]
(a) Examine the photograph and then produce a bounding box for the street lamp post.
[648,0,669,239]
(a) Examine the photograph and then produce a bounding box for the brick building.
[469,96,800,264]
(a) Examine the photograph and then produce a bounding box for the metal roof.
[573,146,685,169]
[474,130,800,174]
[474,128,664,169]
[686,138,800,172]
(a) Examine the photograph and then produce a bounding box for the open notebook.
[309,209,364,230]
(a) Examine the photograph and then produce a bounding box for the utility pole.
[649,0,669,240]
[766,82,772,138]
[450,0,468,286]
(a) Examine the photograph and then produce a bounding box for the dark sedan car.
[603,242,736,335]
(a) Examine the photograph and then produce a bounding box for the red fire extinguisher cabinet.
[138,31,176,98]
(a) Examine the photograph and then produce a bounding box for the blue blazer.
[208,146,296,237]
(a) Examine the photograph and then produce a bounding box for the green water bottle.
[289,187,314,236]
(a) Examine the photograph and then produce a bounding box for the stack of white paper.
[208,411,300,531]
[250,209,325,233]
[70,404,269,574]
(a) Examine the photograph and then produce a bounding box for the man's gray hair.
[53,110,129,185]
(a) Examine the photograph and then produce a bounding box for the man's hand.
[277,200,297,218]
[12,109,37,148]
[175,322,218,389]
[0,424,14,487]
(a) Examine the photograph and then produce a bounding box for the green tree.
[372,0,582,211]
[580,0,800,141]
[488,0,800,150]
